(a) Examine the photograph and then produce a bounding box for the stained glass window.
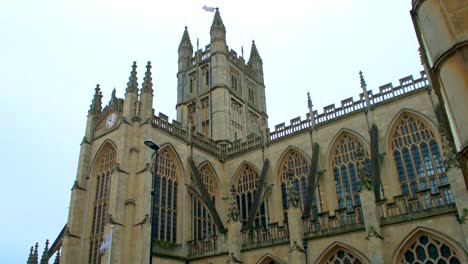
[331,134,370,211]
[399,234,462,264]
[391,114,448,197]
[278,151,318,220]
[89,143,116,264]
[153,148,179,243]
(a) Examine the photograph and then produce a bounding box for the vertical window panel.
[153,148,179,243]
[235,165,268,227]
[279,151,315,220]
[89,143,116,264]
[331,134,370,211]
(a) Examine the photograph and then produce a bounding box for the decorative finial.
[126,61,138,93]
[359,71,366,89]
[141,61,153,94]
[39,240,49,264]
[33,242,39,263]
[307,92,315,128]
[359,71,372,110]
[248,40,262,65]
[179,26,193,50]
[27,246,34,264]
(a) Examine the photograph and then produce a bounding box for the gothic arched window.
[325,249,364,264]
[397,234,463,263]
[191,165,218,241]
[279,151,317,220]
[89,143,116,264]
[391,113,448,197]
[153,148,179,243]
[235,165,267,227]
[331,134,371,211]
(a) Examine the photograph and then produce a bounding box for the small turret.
[178,27,193,72]
[123,62,139,120]
[27,246,34,264]
[210,8,226,43]
[140,61,154,122]
[248,41,264,83]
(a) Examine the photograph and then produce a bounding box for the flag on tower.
[99,229,113,253]
[202,5,216,12]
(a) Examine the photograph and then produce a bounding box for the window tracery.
[331,134,370,211]
[89,143,116,264]
[235,165,267,227]
[391,114,449,197]
[324,249,364,264]
[398,234,462,264]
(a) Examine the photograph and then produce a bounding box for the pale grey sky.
[0,1,421,262]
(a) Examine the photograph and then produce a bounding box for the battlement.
[269,71,429,141]
[152,71,429,158]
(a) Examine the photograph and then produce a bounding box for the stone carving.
[289,241,304,253]
[226,252,242,263]
[356,149,372,191]
[286,170,300,208]
[227,186,240,223]
[441,133,460,170]
[366,225,383,240]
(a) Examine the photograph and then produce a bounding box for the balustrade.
[186,236,218,257]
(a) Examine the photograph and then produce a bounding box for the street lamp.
[144,139,160,264]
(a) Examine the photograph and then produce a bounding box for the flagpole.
[108,225,113,264]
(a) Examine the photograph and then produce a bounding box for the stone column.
[357,151,384,263]
[442,135,468,247]
[285,171,306,264]
[226,187,242,264]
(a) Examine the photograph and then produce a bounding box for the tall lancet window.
[391,113,448,197]
[89,143,116,264]
[235,165,267,227]
[279,150,317,220]
[153,148,179,243]
[191,165,218,241]
[331,134,371,211]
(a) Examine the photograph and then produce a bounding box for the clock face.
[105,113,117,128]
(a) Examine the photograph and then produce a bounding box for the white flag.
[99,229,113,253]
[202,5,216,12]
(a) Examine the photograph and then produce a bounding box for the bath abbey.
[27,1,468,263]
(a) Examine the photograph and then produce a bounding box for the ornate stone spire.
[179,26,193,50]
[211,8,225,31]
[39,240,49,264]
[210,8,226,43]
[359,71,371,110]
[248,40,262,65]
[32,242,39,264]
[141,61,153,94]
[89,84,103,114]
[307,92,315,128]
[27,246,34,264]
[126,61,138,93]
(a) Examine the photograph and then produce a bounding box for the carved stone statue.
[227,187,240,223]
[286,170,300,208]
[356,149,372,191]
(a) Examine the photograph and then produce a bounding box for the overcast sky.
[0,1,421,262]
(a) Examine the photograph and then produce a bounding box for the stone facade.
[32,5,468,264]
